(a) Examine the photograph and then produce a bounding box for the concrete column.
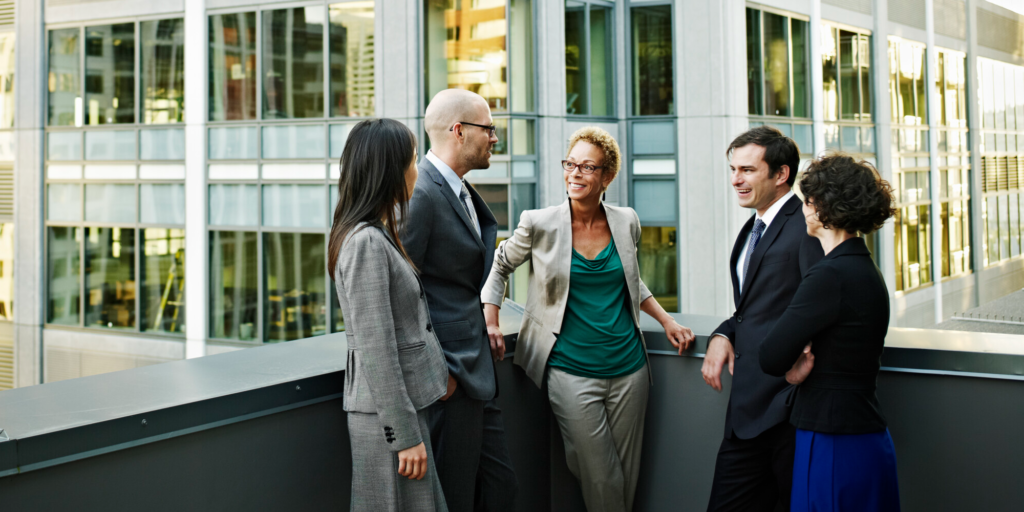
[184,0,207,359]
[379,0,421,125]
[925,0,944,324]
[675,0,748,316]
[872,0,899,324]
[537,0,565,208]
[810,0,825,156]
[13,0,45,387]
[965,0,985,307]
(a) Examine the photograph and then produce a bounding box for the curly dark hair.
[799,153,897,234]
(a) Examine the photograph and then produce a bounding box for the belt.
[802,371,877,392]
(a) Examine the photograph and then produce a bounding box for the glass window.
[329,1,376,117]
[84,24,135,125]
[425,0,511,112]
[262,125,326,159]
[631,5,673,116]
[590,6,612,116]
[329,123,353,159]
[141,228,185,333]
[822,27,838,121]
[263,232,327,341]
[475,184,510,231]
[511,119,535,155]
[140,184,186,225]
[746,8,762,116]
[747,10,809,119]
[0,33,14,129]
[84,227,136,329]
[511,183,536,228]
[632,122,674,155]
[633,180,676,222]
[510,0,534,112]
[209,184,258,226]
[262,184,327,228]
[85,184,135,223]
[48,28,82,127]
[565,3,587,115]
[141,18,185,124]
[85,130,136,160]
[210,230,258,340]
[791,20,808,118]
[140,128,185,160]
[47,226,82,325]
[48,184,81,222]
[0,224,12,320]
[638,226,677,312]
[263,7,325,119]
[763,12,790,117]
[209,12,258,121]
[209,126,258,160]
[48,132,82,161]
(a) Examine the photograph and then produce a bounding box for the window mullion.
[584,5,592,116]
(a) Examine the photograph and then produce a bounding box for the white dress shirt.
[736,190,795,292]
[426,150,482,236]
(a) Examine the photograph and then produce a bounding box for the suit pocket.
[433,320,473,343]
[397,341,427,352]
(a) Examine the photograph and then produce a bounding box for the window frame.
[744,5,811,120]
[565,0,617,118]
[625,0,676,119]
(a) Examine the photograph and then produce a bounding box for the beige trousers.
[546,364,650,512]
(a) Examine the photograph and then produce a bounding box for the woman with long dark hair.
[329,118,449,511]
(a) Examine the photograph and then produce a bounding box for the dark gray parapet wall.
[1,303,1023,511]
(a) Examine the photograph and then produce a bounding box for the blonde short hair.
[566,127,622,191]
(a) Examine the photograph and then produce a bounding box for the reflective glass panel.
[209,12,258,121]
[85,184,135,223]
[821,27,838,121]
[0,224,11,320]
[209,184,258,226]
[263,7,325,119]
[140,128,185,160]
[48,132,82,161]
[47,226,82,325]
[84,23,135,125]
[329,2,376,117]
[48,183,82,222]
[0,33,14,129]
[633,180,676,222]
[791,19,809,118]
[263,232,327,341]
[141,228,185,333]
[48,28,81,127]
[511,183,535,229]
[209,126,258,160]
[85,227,136,329]
[262,125,326,159]
[475,184,509,231]
[565,2,587,115]
[425,0,509,112]
[999,195,1011,259]
[632,122,674,155]
[838,30,859,121]
[638,226,677,312]
[631,5,674,116]
[141,18,185,124]
[210,230,258,340]
[85,130,136,160]
[590,6,612,116]
[763,12,789,117]
[745,8,762,116]
[140,184,186,225]
[329,123,353,159]
[510,0,534,112]
[262,184,327,228]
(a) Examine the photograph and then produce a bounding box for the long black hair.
[328,118,418,278]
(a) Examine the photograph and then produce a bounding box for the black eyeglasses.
[562,160,604,174]
[451,121,497,137]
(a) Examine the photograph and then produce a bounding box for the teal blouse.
[548,242,646,379]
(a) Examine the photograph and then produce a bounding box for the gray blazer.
[333,222,449,452]
[400,159,499,401]
[481,201,654,387]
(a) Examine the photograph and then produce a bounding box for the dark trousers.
[426,387,518,512]
[706,422,796,512]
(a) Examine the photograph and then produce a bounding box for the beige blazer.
[481,201,654,387]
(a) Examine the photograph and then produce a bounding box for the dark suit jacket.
[400,159,499,401]
[713,194,824,440]
[759,236,890,434]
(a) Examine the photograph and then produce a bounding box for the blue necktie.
[742,219,766,290]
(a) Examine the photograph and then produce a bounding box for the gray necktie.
[460,181,481,238]
[742,219,766,290]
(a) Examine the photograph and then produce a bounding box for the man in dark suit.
[701,126,824,512]
[401,89,518,512]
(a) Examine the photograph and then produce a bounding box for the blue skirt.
[791,428,901,512]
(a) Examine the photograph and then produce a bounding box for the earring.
[602,192,606,202]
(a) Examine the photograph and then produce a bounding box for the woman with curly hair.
[758,153,901,512]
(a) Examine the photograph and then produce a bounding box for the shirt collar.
[756,190,795,229]
[426,150,464,197]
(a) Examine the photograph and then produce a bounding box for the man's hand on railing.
[484,303,505,361]
[701,335,735,392]
[785,343,814,385]
[397,442,428,480]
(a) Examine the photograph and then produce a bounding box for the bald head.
[424,89,490,146]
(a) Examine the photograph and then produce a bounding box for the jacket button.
[735,353,742,360]
[426,323,432,332]
[736,315,743,323]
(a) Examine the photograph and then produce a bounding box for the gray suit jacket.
[481,201,654,387]
[400,159,499,401]
[333,222,449,452]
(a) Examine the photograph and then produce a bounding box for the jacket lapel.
[730,215,755,307]
[465,181,497,289]
[551,200,574,335]
[607,205,641,309]
[420,159,487,254]
[737,194,801,309]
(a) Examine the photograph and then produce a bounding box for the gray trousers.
[547,364,650,512]
[348,409,448,512]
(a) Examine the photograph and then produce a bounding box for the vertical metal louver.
[889,0,927,30]
[978,7,1024,57]
[0,1,12,28]
[823,0,873,15]
[936,0,967,40]
[0,165,11,218]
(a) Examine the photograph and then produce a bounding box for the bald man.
[400,89,519,512]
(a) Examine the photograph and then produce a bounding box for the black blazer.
[759,236,890,434]
[713,194,824,440]
[400,159,499,401]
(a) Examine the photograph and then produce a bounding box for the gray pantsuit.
[547,365,650,512]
